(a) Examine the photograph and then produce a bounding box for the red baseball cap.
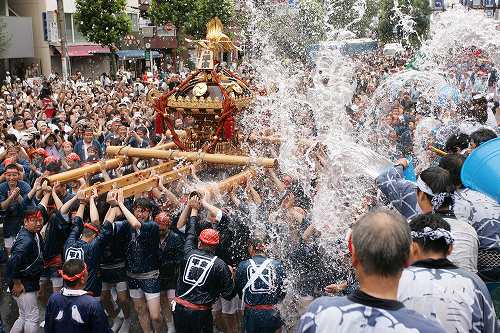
[199,228,220,246]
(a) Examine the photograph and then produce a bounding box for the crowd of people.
[0,68,333,333]
[0,39,499,333]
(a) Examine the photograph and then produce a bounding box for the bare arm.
[75,202,86,220]
[18,147,30,161]
[1,188,20,210]
[157,175,180,207]
[39,190,52,209]
[103,206,117,223]
[229,186,241,208]
[246,183,262,205]
[201,195,222,218]
[89,192,100,225]
[115,190,141,230]
[176,202,191,230]
[75,190,88,220]
[51,182,64,210]
[303,223,318,242]
[60,194,78,216]
[267,169,286,193]
[190,164,201,183]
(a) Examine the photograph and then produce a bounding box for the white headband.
[411,227,454,245]
[416,176,434,196]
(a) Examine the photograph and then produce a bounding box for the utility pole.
[56,0,69,80]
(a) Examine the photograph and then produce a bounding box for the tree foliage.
[149,0,234,39]
[254,0,382,61]
[74,0,131,49]
[326,0,379,37]
[185,0,235,38]
[148,0,196,33]
[257,0,326,61]
[377,0,431,46]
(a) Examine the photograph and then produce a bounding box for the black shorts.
[101,266,127,284]
[173,304,213,333]
[244,308,283,333]
[159,277,176,291]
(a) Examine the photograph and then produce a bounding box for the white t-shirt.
[445,216,479,273]
[82,142,91,161]
[7,128,24,141]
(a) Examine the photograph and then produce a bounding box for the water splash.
[239,1,499,327]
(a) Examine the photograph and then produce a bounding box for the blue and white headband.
[411,226,454,245]
[416,177,453,213]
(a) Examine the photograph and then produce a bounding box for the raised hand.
[76,189,88,203]
[90,188,99,201]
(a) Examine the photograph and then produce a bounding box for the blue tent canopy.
[116,50,161,60]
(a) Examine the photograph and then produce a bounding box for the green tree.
[148,0,196,36]
[185,0,235,38]
[74,0,131,76]
[326,0,379,37]
[258,0,326,61]
[148,0,234,48]
[377,0,431,46]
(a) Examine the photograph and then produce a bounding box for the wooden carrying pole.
[42,143,177,184]
[430,146,448,157]
[242,134,315,146]
[43,157,127,185]
[106,146,277,168]
[204,168,256,194]
[118,163,194,199]
[82,161,176,196]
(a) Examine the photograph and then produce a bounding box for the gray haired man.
[296,209,446,333]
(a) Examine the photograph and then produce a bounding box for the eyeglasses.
[134,207,150,214]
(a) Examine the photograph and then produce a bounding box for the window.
[129,13,139,32]
[65,13,73,43]
[63,13,88,44]
[73,19,87,43]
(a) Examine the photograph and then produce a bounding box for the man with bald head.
[296,209,446,333]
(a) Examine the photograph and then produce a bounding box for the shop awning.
[54,45,110,57]
[116,50,161,60]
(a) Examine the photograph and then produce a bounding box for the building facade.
[1,0,141,80]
